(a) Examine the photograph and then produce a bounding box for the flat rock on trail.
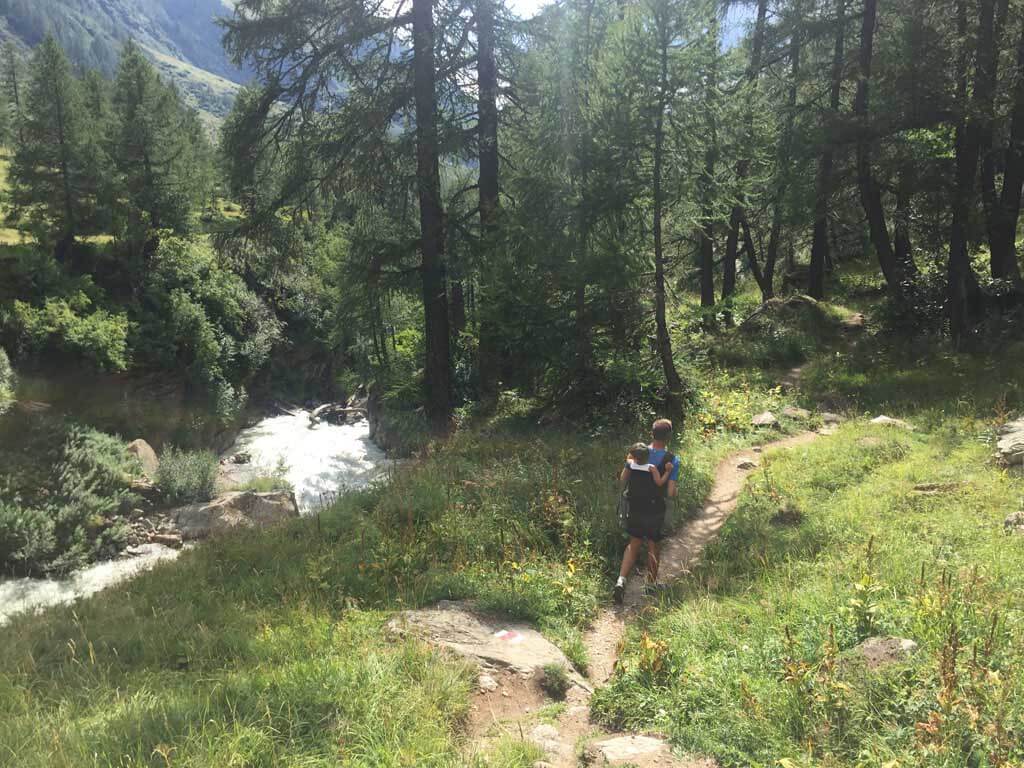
[387,600,587,686]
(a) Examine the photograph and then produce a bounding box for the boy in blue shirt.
[614,419,681,604]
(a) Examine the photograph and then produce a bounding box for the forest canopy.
[1,0,1023,431]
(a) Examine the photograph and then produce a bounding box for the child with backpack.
[613,419,680,604]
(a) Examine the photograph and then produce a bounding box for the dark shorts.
[626,511,666,542]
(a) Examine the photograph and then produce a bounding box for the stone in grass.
[851,636,919,671]
[478,673,499,693]
[1004,511,1024,535]
[529,724,561,754]
[173,491,300,540]
[871,415,914,430]
[751,411,779,428]
[387,601,589,689]
[127,439,159,478]
[996,417,1024,466]
[820,412,845,425]
[782,406,811,420]
[736,458,760,471]
[585,734,712,767]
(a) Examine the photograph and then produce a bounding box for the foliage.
[7,35,105,245]
[0,344,13,409]
[156,446,218,505]
[540,662,571,700]
[10,296,130,370]
[0,416,139,575]
[137,236,282,419]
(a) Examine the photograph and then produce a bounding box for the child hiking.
[613,418,681,605]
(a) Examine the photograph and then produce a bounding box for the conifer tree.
[111,41,197,248]
[9,35,97,256]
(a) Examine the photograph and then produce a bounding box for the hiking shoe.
[612,582,625,605]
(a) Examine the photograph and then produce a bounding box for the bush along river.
[0,370,388,626]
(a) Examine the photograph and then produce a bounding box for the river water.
[0,408,387,626]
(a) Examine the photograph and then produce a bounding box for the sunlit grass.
[594,412,1024,767]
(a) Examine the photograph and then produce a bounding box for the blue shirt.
[647,445,681,483]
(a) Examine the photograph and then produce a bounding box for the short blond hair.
[652,419,673,442]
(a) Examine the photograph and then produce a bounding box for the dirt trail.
[467,431,822,767]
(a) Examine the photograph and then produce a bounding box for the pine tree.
[111,41,196,247]
[9,35,97,256]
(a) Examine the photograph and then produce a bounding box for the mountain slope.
[0,0,245,122]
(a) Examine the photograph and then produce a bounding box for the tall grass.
[592,422,1024,767]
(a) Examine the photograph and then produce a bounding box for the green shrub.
[0,346,13,410]
[156,447,218,504]
[539,662,571,700]
[137,236,281,421]
[0,420,138,575]
[11,296,130,370]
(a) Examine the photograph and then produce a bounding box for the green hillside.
[0,0,242,120]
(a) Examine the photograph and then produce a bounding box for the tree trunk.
[765,7,802,300]
[476,0,501,402]
[949,0,985,341]
[653,28,683,403]
[980,0,1010,279]
[854,0,904,292]
[53,79,76,254]
[986,14,1024,287]
[809,0,846,300]
[699,17,719,308]
[450,278,466,334]
[722,0,767,301]
[740,214,770,297]
[413,0,451,428]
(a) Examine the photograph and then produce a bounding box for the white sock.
[615,576,626,587]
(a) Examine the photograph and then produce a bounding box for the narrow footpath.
[468,431,822,768]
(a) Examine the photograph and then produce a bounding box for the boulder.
[1004,511,1024,535]
[529,724,561,754]
[478,673,499,693]
[127,439,159,478]
[996,418,1024,466]
[751,411,779,428]
[782,406,811,420]
[387,601,587,687]
[584,734,710,767]
[820,412,845,425]
[871,415,914,430]
[850,636,918,671]
[148,533,183,549]
[173,491,300,540]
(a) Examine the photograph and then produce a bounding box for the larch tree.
[9,36,98,257]
[222,0,463,428]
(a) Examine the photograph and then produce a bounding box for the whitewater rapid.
[0,411,387,626]
[221,411,388,511]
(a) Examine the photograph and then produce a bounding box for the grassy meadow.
[2,286,1023,767]
[593,340,1024,768]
